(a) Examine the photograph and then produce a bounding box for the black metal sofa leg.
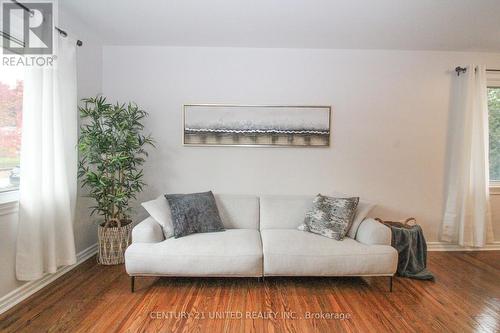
[131,276,135,293]
[389,276,393,292]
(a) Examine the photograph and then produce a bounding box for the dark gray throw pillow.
[299,194,359,240]
[165,191,225,238]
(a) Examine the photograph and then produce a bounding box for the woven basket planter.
[97,221,132,265]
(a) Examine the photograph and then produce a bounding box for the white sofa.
[125,194,398,291]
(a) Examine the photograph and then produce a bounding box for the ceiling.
[60,0,500,51]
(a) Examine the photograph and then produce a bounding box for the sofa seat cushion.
[125,229,262,277]
[261,229,397,276]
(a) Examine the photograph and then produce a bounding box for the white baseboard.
[427,241,500,251]
[0,243,97,315]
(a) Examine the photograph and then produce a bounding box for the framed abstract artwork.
[183,104,331,147]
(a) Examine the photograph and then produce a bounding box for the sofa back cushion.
[260,195,315,230]
[214,194,260,230]
[260,194,375,237]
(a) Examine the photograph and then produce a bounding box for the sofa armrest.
[131,217,165,243]
[355,218,391,246]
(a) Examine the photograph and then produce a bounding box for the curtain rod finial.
[455,66,467,76]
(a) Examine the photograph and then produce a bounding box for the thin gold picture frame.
[182,104,332,148]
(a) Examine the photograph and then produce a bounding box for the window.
[0,68,23,192]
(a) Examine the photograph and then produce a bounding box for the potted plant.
[78,96,154,265]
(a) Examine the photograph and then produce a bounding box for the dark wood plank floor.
[0,251,499,333]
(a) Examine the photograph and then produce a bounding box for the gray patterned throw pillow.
[165,191,225,238]
[299,194,359,240]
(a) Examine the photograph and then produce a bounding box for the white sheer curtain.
[442,65,494,247]
[16,37,78,280]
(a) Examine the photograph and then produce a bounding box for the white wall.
[0,8,102,299]
[103,46,500,243]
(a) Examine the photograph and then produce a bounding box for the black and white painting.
[183,105,331,147]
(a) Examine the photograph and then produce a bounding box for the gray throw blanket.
[388,224,434,280]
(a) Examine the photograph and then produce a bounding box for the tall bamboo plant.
[78,96,154,228]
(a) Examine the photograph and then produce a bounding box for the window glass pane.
[0,68,23,192]
[488,87,500,181]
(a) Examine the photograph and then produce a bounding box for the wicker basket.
[374,217,417,229]
[97,222,132,265]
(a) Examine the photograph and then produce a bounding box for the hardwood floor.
[0,251,499,333]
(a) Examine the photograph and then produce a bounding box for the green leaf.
[77,95,155,223]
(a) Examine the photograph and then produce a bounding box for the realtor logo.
[2,1,53,55]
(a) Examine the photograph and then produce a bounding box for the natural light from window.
[488,87,500,182]
[0,67,23,192]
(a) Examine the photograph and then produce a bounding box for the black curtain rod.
[11,0,83,46]
[455,66,500,76]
